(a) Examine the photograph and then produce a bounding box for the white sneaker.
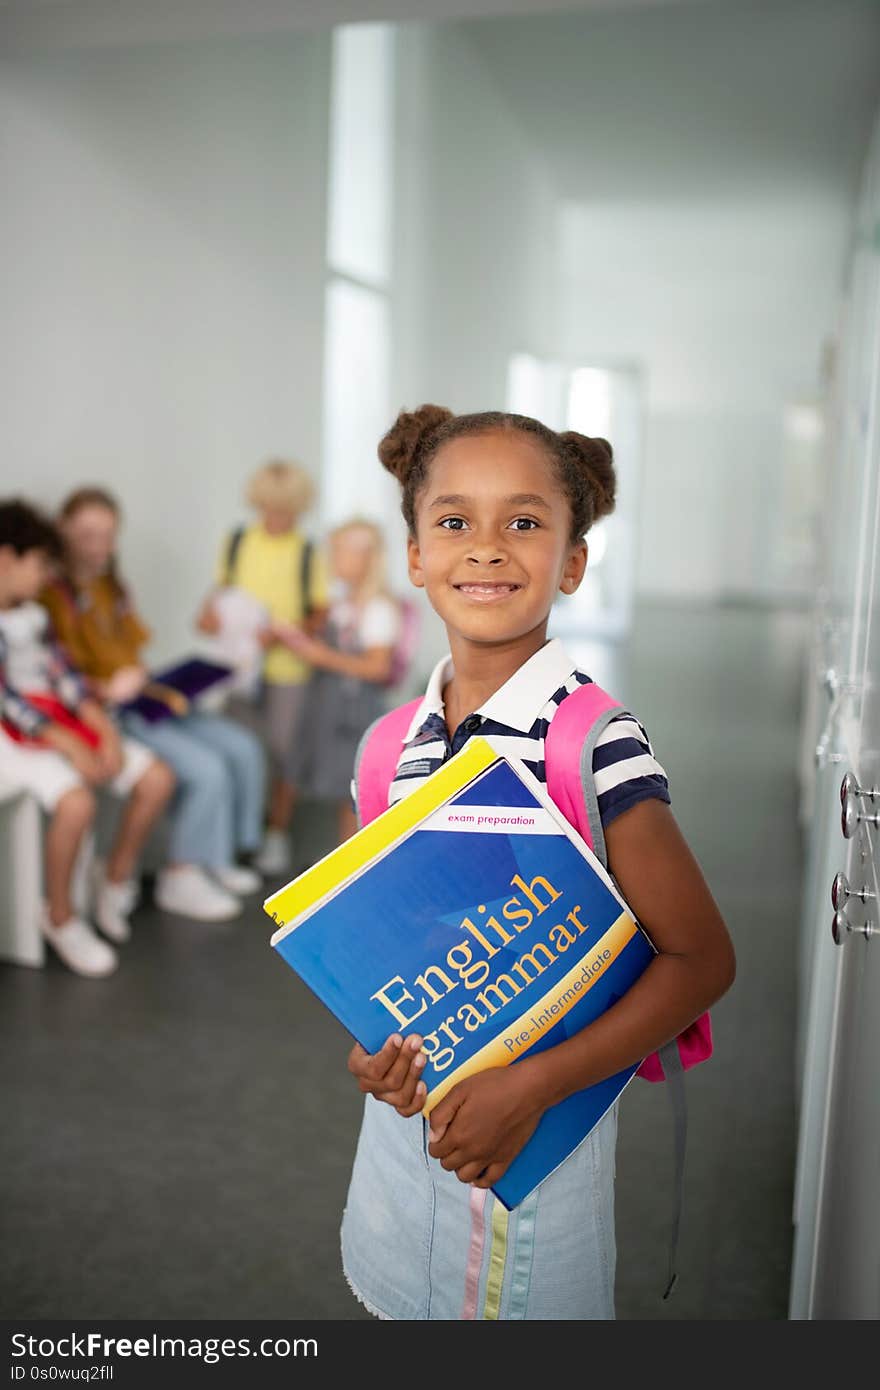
[154,864,241,922]
[93,863,136,942]
[213,864,263,896]
[254,829,291,876]
[40,908,119,978]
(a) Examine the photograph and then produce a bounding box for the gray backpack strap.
[656,1038,686,1299]
[577,706,625,870]
[577,704,687,1299]
[300,538,314,618]
[224,526,245,585]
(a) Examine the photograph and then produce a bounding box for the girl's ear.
[407,535,426,589]
[559,540,588,595]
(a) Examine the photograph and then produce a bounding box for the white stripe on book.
[420,805,560,836]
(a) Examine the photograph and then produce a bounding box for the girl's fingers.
[381,1059,425,1110]
[454,1161,487,1185]
[352,1036,426,1101]
[395,1081,428,1118]
[378,1035,425,1092]
[472,1162,507,1190]
[438,1148,469,1175]
[348,1034,403,1079]
[427,1124,458,1160]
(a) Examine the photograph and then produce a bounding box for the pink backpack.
[354,678,711,1297]
[383,596,421,691]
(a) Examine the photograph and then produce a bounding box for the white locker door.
[811,189,880,1318]
[790,115,880,1319]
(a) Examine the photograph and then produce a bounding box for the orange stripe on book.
[422,909,639,1117]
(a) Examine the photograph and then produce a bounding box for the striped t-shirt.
[388,638,669,830]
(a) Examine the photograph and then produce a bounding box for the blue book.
[122,656,234,723]
[264,736,655,1210]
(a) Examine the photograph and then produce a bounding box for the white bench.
[0,782,94,968]
[0,784,44,966]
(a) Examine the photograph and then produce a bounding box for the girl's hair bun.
[378,404,454,484]
[560,432,616,522]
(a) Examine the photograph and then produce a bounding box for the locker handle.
[831,909,875,945]
[840,771,880,805]
[841,794,880,839]
[831,871,876,909]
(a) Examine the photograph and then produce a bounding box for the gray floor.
[0,602,806,1320]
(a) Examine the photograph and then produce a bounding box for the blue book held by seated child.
[122,656,235,723]
[264,736,656,1210]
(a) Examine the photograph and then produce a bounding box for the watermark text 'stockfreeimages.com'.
[10,1331,317,1374]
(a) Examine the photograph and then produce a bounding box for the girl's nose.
[466,542,506,565]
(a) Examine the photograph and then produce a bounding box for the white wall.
[391,22,559,671]
[0,34,330,662]
[462,0,880,605]
[394,23,557,416]
[551,192,852,601]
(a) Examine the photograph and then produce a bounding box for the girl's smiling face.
[407,429,587,651]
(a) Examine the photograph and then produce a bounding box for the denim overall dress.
[335,637,676,1321]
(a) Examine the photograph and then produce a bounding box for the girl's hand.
[272,621,313,655]
[142,682,190,717]
[95,729,124,780]
[427,1065,546,1188]
[347,1034,427,1118]
[44,726,107,786]
[105,665,148,704]
[196,601,221,636]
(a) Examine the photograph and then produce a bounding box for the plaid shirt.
[0,602,85,737]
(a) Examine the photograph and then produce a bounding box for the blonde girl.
[274,518,401,845]
[197,459,329,876]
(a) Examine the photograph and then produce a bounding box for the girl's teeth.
[459,584,516,594]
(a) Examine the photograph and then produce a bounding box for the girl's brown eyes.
[437,517,540,532]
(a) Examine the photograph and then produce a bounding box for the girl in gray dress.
[274,519,402,845]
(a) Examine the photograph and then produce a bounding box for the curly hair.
[377,406,615,542]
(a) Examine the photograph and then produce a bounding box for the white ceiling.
[0,0,724,53]
[464,0,880,199]
[3,0,878,206]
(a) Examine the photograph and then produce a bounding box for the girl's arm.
[76,695,125,778]
[195,591,222,636]
[274,625,394,684]
[427,799,735,1186]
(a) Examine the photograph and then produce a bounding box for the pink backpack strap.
[353,699,422,827]
[543,681,622,862]
[544,679,713,1086]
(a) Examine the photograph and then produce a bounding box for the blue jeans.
[122,711,265,869]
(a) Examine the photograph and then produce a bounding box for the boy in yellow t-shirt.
[197,459,328,875]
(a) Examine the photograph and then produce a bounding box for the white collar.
[404,637,577,741]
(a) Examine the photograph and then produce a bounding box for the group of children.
[0,459,409,978]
